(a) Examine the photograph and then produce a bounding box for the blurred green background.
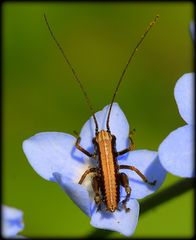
[2,2,194,238]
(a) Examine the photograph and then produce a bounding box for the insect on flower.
[43,14,159,213]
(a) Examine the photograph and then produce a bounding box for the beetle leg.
[129,128,136,150]
[78,167,97,184]
[92,175,102,212]
[119,165,157,185]
[116,129,136,156]
[119,172,131,212]
[75,136,96,159]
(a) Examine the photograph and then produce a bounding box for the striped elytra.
[95,130,119,212]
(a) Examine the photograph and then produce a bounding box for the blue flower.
[1,205,24,238]
[190,21,194,40]
[158,73,194,177]
[23,103,166,236]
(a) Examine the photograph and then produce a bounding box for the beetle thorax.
[95,130,112,143]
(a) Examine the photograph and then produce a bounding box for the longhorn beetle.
[44,14,159,212]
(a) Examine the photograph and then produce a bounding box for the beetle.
[44,14,158,212]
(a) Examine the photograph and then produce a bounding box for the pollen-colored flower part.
[23,103,166,236]
[2,205,24,238]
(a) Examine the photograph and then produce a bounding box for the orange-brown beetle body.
[95,131,119,212]
[44,14,158,212]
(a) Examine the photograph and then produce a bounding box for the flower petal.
[2,205,24,238]
[77,103,130,158]
[90,199,139,236]
[118,150,167,199]
[158,125,194,177]
[174,73,194,124]
[190,21,194,40]
[23,132,85,182]
[53,172,92,216]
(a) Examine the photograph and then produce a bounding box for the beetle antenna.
[106,15,159,132]
[44,14,99,134]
